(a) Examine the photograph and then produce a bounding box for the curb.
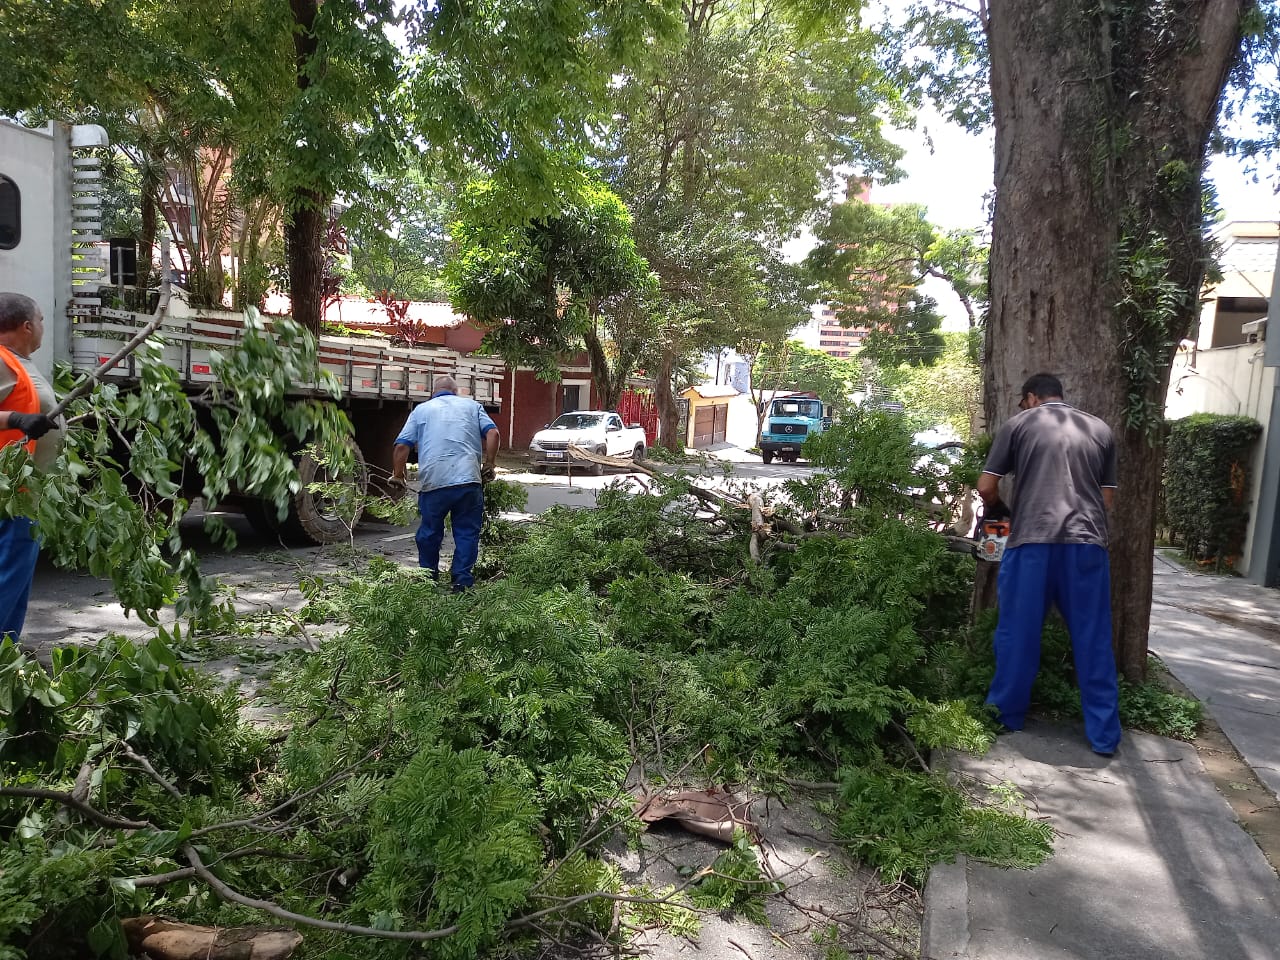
[920,856,971,960]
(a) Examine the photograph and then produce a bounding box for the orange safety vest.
[0,345,38,455]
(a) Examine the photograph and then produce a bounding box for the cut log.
[121,916,302,960]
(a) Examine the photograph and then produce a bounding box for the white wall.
[0,121,66,380]
[1166,341,1275,573]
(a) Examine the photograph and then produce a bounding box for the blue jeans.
[987,543,1122,753]
[0,516,40,642]
[416,483,485,590]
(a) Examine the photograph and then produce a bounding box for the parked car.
[528,411,647,475]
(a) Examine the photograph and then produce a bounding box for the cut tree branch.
[0,786,152,831]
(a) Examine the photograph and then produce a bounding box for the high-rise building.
[814,303,868,358]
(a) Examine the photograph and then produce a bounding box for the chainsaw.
[972,500,1012,562]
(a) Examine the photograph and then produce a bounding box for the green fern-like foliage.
[834,766,1052,885]
[353,746,544,957]
[688,831,779,925]
[2,415,1090,958]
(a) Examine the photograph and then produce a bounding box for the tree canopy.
[754,340,859,410]
[4,0,681,328]
[448,176,654,386]
[805,200,987,369]
[594,0,907,445]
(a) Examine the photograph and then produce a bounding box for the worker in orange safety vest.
[0,292,62,644]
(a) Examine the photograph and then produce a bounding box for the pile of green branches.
[2,411,1060,959]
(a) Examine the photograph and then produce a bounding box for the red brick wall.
[445,324,484,353]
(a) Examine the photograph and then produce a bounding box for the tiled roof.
[325,298,466,328]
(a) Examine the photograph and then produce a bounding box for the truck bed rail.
[70,304,504,407]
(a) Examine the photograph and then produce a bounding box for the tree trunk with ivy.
[979,0,1245,681]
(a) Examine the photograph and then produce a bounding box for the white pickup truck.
[528,410,647,474]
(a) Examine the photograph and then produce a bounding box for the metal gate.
[617,388,659,446]
[691,403,728,448]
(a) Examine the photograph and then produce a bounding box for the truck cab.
[760,395,832,464]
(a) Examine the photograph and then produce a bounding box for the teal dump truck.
[759,393,832,464]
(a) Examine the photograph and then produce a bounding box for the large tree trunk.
[287,0,326,334]
[982,0,1245,681]
[286,200,325,334]
[655,348,681,451]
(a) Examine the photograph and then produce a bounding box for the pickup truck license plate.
[547,451,564,459]
[779,446,797,452]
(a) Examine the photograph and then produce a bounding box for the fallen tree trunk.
[122,916,302,960]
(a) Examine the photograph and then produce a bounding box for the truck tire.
[632,443,645,463]
[280,442,369,544]
[241,498,286,539]
[762,450,774,465]
[590,446,605,476]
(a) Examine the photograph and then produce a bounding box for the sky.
[875,112,1280,231]
[849,110,1280,330]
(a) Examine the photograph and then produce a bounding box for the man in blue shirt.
[391,375,499,591]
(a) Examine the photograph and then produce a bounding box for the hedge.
[1163,413,1263,570]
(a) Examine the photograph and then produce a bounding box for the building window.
[0,175,19,250]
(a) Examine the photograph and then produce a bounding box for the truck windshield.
[549,413,604,429]
[771,400,822,418]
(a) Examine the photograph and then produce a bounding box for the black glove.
[983,499,1012,522]
[481,465,496,485]
[6,412,56,439]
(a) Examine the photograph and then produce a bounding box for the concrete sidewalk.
[1150,552,1280,798]
[922,557,1280,959]
[923,724,1279,959]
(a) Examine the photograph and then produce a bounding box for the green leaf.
[87,918,124,959]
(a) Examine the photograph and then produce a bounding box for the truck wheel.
[632,443,646,463]
[280,442,369,544]
[590,447,605,476]
[531,463,547,475]
[762,450,774,465]
[241,498,285,540]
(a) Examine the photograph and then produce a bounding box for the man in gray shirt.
[976,373,1121,756]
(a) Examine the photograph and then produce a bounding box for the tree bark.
[982,0,1246,681]
[655,347,681,451]
[287,0,326,334]
[585,326,624,411]
[286,200,325,334]
[122,916,302,960]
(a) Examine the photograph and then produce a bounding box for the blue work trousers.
[988,543,1122,754]
[0,516,40,642]
[416,483,485,591]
